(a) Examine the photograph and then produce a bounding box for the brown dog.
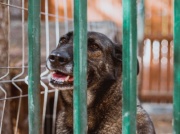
[46,31,155,134]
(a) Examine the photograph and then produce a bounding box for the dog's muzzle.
[47,49,74,90]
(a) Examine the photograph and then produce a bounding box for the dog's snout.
[49,51,70,65]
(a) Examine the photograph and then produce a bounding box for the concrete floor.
[142,103,172,134]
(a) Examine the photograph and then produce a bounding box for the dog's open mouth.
[49,70,74,90]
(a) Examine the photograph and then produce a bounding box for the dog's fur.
[46,31,155,134]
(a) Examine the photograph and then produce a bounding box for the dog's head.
[46,31,122,90]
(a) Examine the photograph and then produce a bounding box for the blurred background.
[0,0,173,133]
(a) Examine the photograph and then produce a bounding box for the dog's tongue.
[52,72,73,82]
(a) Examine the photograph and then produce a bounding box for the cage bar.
[122,0,137,133]
[73,0,87,134]
[173,0,180,133]
[28,0,41,133]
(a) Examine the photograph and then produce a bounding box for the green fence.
[28,0,41,134]
[122,0,137,133]
[73,0,87,134]
[173,0,180,133]
[27,0,180,133]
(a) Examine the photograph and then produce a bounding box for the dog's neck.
[59,76,122,132]
[87,76,122,128]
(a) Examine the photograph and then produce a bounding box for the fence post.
[173,0,180,133]
[28,0,41,133]
[122,0,137,133]
[73,0,87,134]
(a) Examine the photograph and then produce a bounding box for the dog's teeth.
[60,79,64,82]
[65,76,70,81]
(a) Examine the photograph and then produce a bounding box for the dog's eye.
[60,37,66,44]
[88,44,99,51]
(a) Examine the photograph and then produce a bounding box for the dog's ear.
[112,43,122,62]
[113,43,139,75]
[137,59,139,75]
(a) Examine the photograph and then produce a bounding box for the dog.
[46,31,156,134]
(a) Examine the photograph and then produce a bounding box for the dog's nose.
[49,51,70,65]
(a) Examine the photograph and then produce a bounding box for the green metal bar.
[28,0,41,134]
[137,0,144,43]
[122,0,137,134]
[173,0,180,133]
[73,0,87,134]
